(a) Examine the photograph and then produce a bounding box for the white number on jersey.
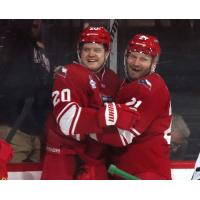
[52,88,71,107]
[125,97,142,109]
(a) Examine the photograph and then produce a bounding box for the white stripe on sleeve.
[130,127,141,136]
[71,107,82,135]
[58,103,78,136]
[72,134,81,141]
[56,102,75,123]
[89,133,98,141]
[117,128,135,145]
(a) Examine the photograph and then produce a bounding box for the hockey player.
[93,34,172,180]
[0,140,13,179]
[41,27,140,180]
[76,26,123,179]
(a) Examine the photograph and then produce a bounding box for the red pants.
[77,162,108,180]
[41,153,76,180]
[41,153,108,180]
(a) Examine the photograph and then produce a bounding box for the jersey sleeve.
[90,78,171,147]
[89,127,136,147]
[52,66,103,137]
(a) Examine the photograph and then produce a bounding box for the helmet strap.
[123,51,132,81]
[150,56,159,73]
[77,49,81,64]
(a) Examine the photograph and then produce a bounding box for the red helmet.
[127,34,161,57]
[79,26,111,50]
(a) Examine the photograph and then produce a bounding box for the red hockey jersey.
[96,73,172,179]
[41,64,121,179]
[84,67,122,160]
[45,63,121,154]
[45,63,102,149]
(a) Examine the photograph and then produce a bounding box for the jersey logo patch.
[55,66,67,78]
[102,96,113,103]
[138,79,152,90]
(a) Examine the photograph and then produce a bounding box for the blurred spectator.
[0,20,52,163]
[170,113,191,160]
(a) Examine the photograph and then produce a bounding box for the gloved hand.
[98,102,140,130]
[0,140,13,180]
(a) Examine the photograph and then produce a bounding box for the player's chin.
[87,63,101,71]
[128,71,140,80]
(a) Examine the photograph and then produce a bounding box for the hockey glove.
[98,102,140,130]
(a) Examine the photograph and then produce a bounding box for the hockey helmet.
[78,26,111,50]
[124,34,161,74]
[127,34,161,57]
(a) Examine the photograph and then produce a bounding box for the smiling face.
[126,51,153,81]
[80,43,109,72]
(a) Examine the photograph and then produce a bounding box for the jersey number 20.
[52,88,71,106]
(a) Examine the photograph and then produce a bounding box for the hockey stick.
[5,97,34,143]
[108,164,140,180]
[110,20,119,42]
[191,153,200,180]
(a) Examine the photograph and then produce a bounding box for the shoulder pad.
[65,63,91,75]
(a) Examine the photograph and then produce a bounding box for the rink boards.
[7,161,195,180]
